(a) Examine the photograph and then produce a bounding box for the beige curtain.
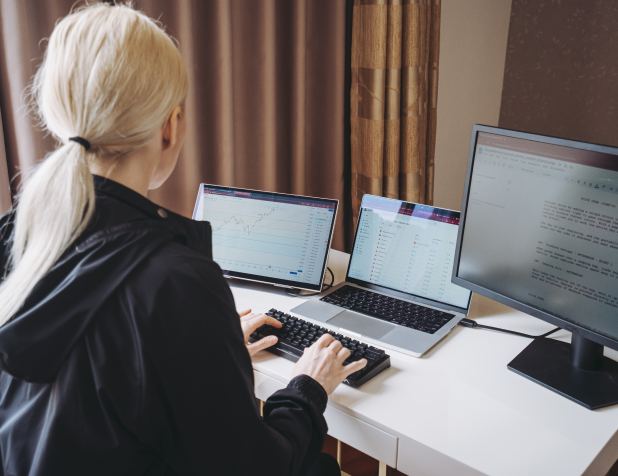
[350,0,440,224]
[0,0,352,250]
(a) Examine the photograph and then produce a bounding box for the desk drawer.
[254,370,287,401]
[397,437,483,476]
[325,405,397,466]
[254,370,398,467]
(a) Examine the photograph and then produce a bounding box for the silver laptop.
[290,194,472,357]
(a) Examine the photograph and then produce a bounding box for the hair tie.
[69,136,91,151]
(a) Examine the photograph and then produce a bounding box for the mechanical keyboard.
[320,285,455,335]
[249,308,391,388]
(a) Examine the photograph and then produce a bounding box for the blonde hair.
[0,3,188,326]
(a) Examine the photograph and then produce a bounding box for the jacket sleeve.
[132,250,328,476]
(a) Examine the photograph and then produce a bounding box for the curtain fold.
[350,0,440,224]
[0,0,351,250]
[0,107,10,215]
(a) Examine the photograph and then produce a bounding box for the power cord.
[322,267,335,292]
[458,318,561,339]
[285,267,335,297]
[283,279,561,338]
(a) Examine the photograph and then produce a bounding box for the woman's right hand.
[290,334,367,395]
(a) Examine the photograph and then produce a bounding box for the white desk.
[230,250,618,476]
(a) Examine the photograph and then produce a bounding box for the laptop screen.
[347,195,472,310]
[193,184,338,292]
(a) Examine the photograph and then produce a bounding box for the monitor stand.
[508,333,618,410]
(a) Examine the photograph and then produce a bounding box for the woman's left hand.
[238,309,282,357]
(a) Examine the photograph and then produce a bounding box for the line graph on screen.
[203,196,310,263]
[199,190,336,286]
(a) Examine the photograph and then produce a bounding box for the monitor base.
[508,337,618,410]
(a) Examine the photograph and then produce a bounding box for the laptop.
[192,184,338,293]
[290,194,473,357]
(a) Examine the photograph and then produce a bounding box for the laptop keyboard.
[320,285,455,335]
[250,309,391,388]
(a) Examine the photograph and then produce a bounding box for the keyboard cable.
[458,318,561,339]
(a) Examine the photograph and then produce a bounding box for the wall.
[499,0,618,146]
[433,0,514,317]
[433,0,513,212]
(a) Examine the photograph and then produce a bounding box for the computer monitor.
[193,184,338,292]
[453,125,618,409]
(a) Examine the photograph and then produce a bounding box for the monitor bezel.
[193,184,339,292]
[345,194,472,314]
[452,124,618,352]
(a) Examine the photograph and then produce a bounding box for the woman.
[0,4,365,475]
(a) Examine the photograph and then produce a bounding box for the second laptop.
[291,194,473,357]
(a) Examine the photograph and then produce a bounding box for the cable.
[322,267,335,292]
[285,267,335,297]
[458,318,561,339]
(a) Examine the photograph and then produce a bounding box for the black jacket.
[0,176,328,476]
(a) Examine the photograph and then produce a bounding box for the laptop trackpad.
[290,300,344,323]
[327,311,396,340]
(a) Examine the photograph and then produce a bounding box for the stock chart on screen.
[198,186,337,287]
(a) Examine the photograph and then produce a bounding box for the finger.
[327,339,343,354]
[247,335,278,356]
[336,346,351,363]
[240,312,261,322]
[248,315,282,328]
[245,315,282,332]
[314,334,335,348]
[266,316,283,328]
[238,309,252,318]
[342,359,367,378]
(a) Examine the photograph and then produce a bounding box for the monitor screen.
[347,195,472,310]
[456,129,618,342]
[193,185,338,291]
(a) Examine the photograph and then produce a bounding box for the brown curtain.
[0,108,10,216]
[350,0,440,224]
[0,0,352,250]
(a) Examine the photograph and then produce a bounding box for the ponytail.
[0,143,94,326]
[0,3,188,326]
